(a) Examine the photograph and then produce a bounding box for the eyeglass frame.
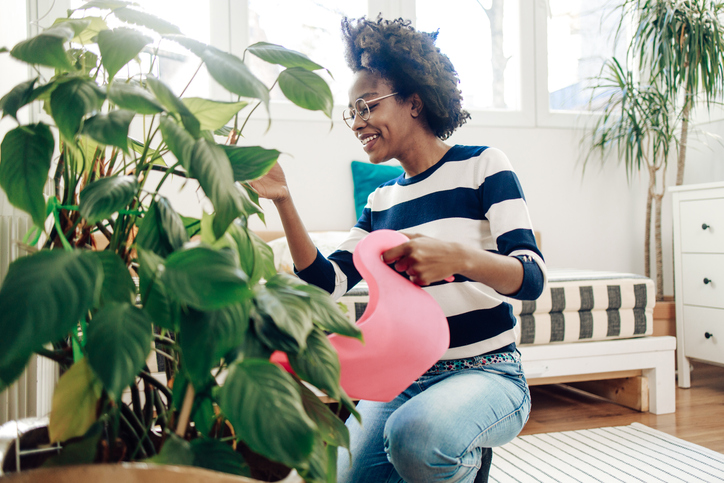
[342,92,399,129]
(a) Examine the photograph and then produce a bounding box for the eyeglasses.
[342,92,399,129]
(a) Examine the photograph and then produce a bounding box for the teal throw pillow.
[351,161,405,220]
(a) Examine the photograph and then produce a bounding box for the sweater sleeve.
[479,148,546,300]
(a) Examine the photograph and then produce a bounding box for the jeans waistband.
[425,351,521,375]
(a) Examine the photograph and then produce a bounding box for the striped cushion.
[339,269,654,347]
[505,269,654,345]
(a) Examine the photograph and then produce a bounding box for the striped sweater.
[297,145,546,359]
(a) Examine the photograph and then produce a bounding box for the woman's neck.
[397,136,451,177]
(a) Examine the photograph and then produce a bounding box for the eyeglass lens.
[343,99,371,128]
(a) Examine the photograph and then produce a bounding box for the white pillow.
[268,231,350,274]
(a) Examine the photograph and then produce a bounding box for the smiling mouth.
[360,134,379,146]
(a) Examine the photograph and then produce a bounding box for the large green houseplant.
[0,2,361,482]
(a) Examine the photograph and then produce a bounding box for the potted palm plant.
[584,0,724,301]
[584,58,679,301]
[618,0,724,187]
[0,2,361,482]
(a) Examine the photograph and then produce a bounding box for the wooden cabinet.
[671,182,724,387]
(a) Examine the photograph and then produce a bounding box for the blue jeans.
[337,356,530,483]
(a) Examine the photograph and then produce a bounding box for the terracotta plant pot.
[0,419,302,483]
[0,463,304,483]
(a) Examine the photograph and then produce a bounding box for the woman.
[251,17,546,483]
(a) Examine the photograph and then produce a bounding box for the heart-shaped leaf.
[227,223,275,285]
[0,250,102,367]
[10,25,74,70]
[137,248,177,330]
[82,109,135,153]
[50,77,105,141]
[53,16,108,44]
[0,78,38,120]
[86,301,153,401]
[136,196,189,257]
[199,47,269,106]
[159,115,194,170]
[181,97,248,131]
[164,34,207,56]
[179,303,249,385]
[189,138,243,238]
[112,7,182,35]
[74,1,137,12]
[162,245,250,310]
[0,123,54,227]
[288,327,342,400]
[108,81,164,114]
[148,432,194,465]
[79,175,138,224]
[220,145,280,183]
[190,438,251,476]
[247,42,323,71]
[253,278,314,354]
[93,250,136,305]
[218,359,316,468]
[278,67,333,118]
[147,76,200,137]
[50,18,92,37]
[97,27,152,80]
[298,382,349,448]
[49,358,103,443]
[296,283,362,340]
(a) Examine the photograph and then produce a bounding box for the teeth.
[361,134,379,146]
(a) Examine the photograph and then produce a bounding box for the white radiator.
[0,195,58,425]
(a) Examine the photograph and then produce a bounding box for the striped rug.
[490,423,724,482]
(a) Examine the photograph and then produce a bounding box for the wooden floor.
[521,361,724,453]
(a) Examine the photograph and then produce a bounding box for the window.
[540,0,628,124]
[69,0,216,99]
[416,0,521,112]
[247,0,366,104]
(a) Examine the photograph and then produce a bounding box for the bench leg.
[642,349,676,414]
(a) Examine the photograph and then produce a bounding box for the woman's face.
[347,70,414,164]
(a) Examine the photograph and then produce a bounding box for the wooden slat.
[568,376,649,412]
[527,370,642,386]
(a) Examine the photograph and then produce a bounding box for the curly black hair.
[341,16,470,140]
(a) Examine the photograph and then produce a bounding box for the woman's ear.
[410,94,424,118]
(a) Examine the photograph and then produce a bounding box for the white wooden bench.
[520,336,677,414]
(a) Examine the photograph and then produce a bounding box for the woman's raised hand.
[249,162,290,203]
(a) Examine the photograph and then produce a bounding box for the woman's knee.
[383,407,479,482]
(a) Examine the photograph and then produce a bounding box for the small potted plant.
[0,2,361,482]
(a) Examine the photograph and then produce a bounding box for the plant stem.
[175,384,195,437]
[130,380,143,424]
[677,96,692,185]
[119,411,148,460]
[138,370,173,403]
[180,60,204,97]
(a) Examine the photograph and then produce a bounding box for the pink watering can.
[273,229,450,402]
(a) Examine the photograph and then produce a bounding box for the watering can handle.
[353,230,455,284]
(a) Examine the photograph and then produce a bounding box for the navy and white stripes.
[296,145,546,359]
